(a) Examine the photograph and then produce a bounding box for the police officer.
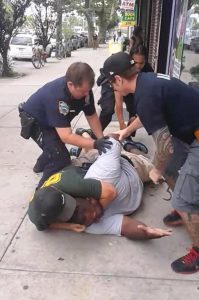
[101,51,199,275]
[19,62,112,188]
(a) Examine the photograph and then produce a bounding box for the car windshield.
[11,36,32,46]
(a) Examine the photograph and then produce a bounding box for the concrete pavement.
[0,46,198,300]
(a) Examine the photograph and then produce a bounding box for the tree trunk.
[84,11,95,47]
[1,48,11,77]
[98,15,107,44]
[56,0,63,44]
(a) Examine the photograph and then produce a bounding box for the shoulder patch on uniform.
[59,101,70,116]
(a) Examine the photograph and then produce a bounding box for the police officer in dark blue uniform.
[19,62,112,188]
[101,51,199,275]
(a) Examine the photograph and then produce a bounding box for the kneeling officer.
[19,62,112,188]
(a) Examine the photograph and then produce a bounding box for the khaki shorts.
[121,151,153,183]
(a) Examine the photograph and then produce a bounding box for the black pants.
[18,105,71,188]
[33,127,71,188]
[98,92,136,131]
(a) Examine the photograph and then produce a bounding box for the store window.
[180,2,199,88]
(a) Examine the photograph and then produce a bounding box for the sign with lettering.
[121,0,135,11]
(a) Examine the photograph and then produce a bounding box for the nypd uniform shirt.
[23,77,96,128]
[134,73,199,145]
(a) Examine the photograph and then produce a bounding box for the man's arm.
[86,113,103,138]
[114,117,143,140]
[114,92,126,129]
[49,222,85,232]
[121,216,172,240]
[99,181,117,208]
[150,126,174,183]
[56,127,95,149]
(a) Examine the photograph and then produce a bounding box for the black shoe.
[33,161,44,173]
[163,210,183,227]
[75,128,96,139]
[75,128,88,136]
[69,147,82,158]
[171,248,199,274]
[86,129,96,139]
[122,139,148,154]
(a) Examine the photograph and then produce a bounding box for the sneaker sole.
[163,220,183,227]
[171,267,199,274]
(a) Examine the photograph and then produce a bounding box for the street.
[0,46,199,300]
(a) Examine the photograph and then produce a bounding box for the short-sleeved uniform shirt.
[134,73,199,145]
[23,76,96,128]
[28,166,101,230]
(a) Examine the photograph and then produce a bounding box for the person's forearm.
[115,104,124,126]
[114,92,125,128]
[49,222,85,232]
[64,133,95,149]
[152,126,174,173]
[121,216,147,240]
[86,113,103,138]
[125,117,143,135]
[56,128,95,148]
[121,216,172,240]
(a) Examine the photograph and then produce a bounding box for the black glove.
[94,137,113,155]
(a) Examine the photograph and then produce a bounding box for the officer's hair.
[111,66,138,83]
[65,62,95,88]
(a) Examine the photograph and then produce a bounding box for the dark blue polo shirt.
[134,73,199,144]
[23,77,96,128]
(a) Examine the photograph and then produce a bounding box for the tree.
[188,0,199,10]
[68,0,119,46]
[31,0,57,50]
[0,0,31,76]
[95,0,119,43]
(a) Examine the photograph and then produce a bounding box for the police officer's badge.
[59,101,70,116]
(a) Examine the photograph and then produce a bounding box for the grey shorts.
[171,140,199,213]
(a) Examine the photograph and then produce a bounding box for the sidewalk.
[0,46,198,300]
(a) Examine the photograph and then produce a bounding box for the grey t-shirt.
[84,138,143,236]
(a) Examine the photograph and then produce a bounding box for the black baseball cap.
[101,52,135,81]
[29,186,77,224]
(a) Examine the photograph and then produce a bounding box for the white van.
[9,33,38,59]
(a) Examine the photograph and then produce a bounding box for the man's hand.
[114,128,130,141]
[94,137,113,154]
[137,225,172,239]
[149,167,163,184]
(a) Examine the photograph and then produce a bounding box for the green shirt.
[28,166,101,230]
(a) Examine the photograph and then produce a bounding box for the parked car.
[190,36,199,53]
[70,35,79,50]
[9,33,37,59]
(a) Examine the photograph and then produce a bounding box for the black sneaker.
[163,210,183,227]
[69,147,81,158]
[33,161,44,173]
[171,248,199,274]
[121,139,148,154]
[75,128,88,136]
[86,129,96,139]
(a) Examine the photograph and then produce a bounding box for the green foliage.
[0,0,31,76]
[67,0,119,43]
[190,64,199,81]
[31,0,57,49]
